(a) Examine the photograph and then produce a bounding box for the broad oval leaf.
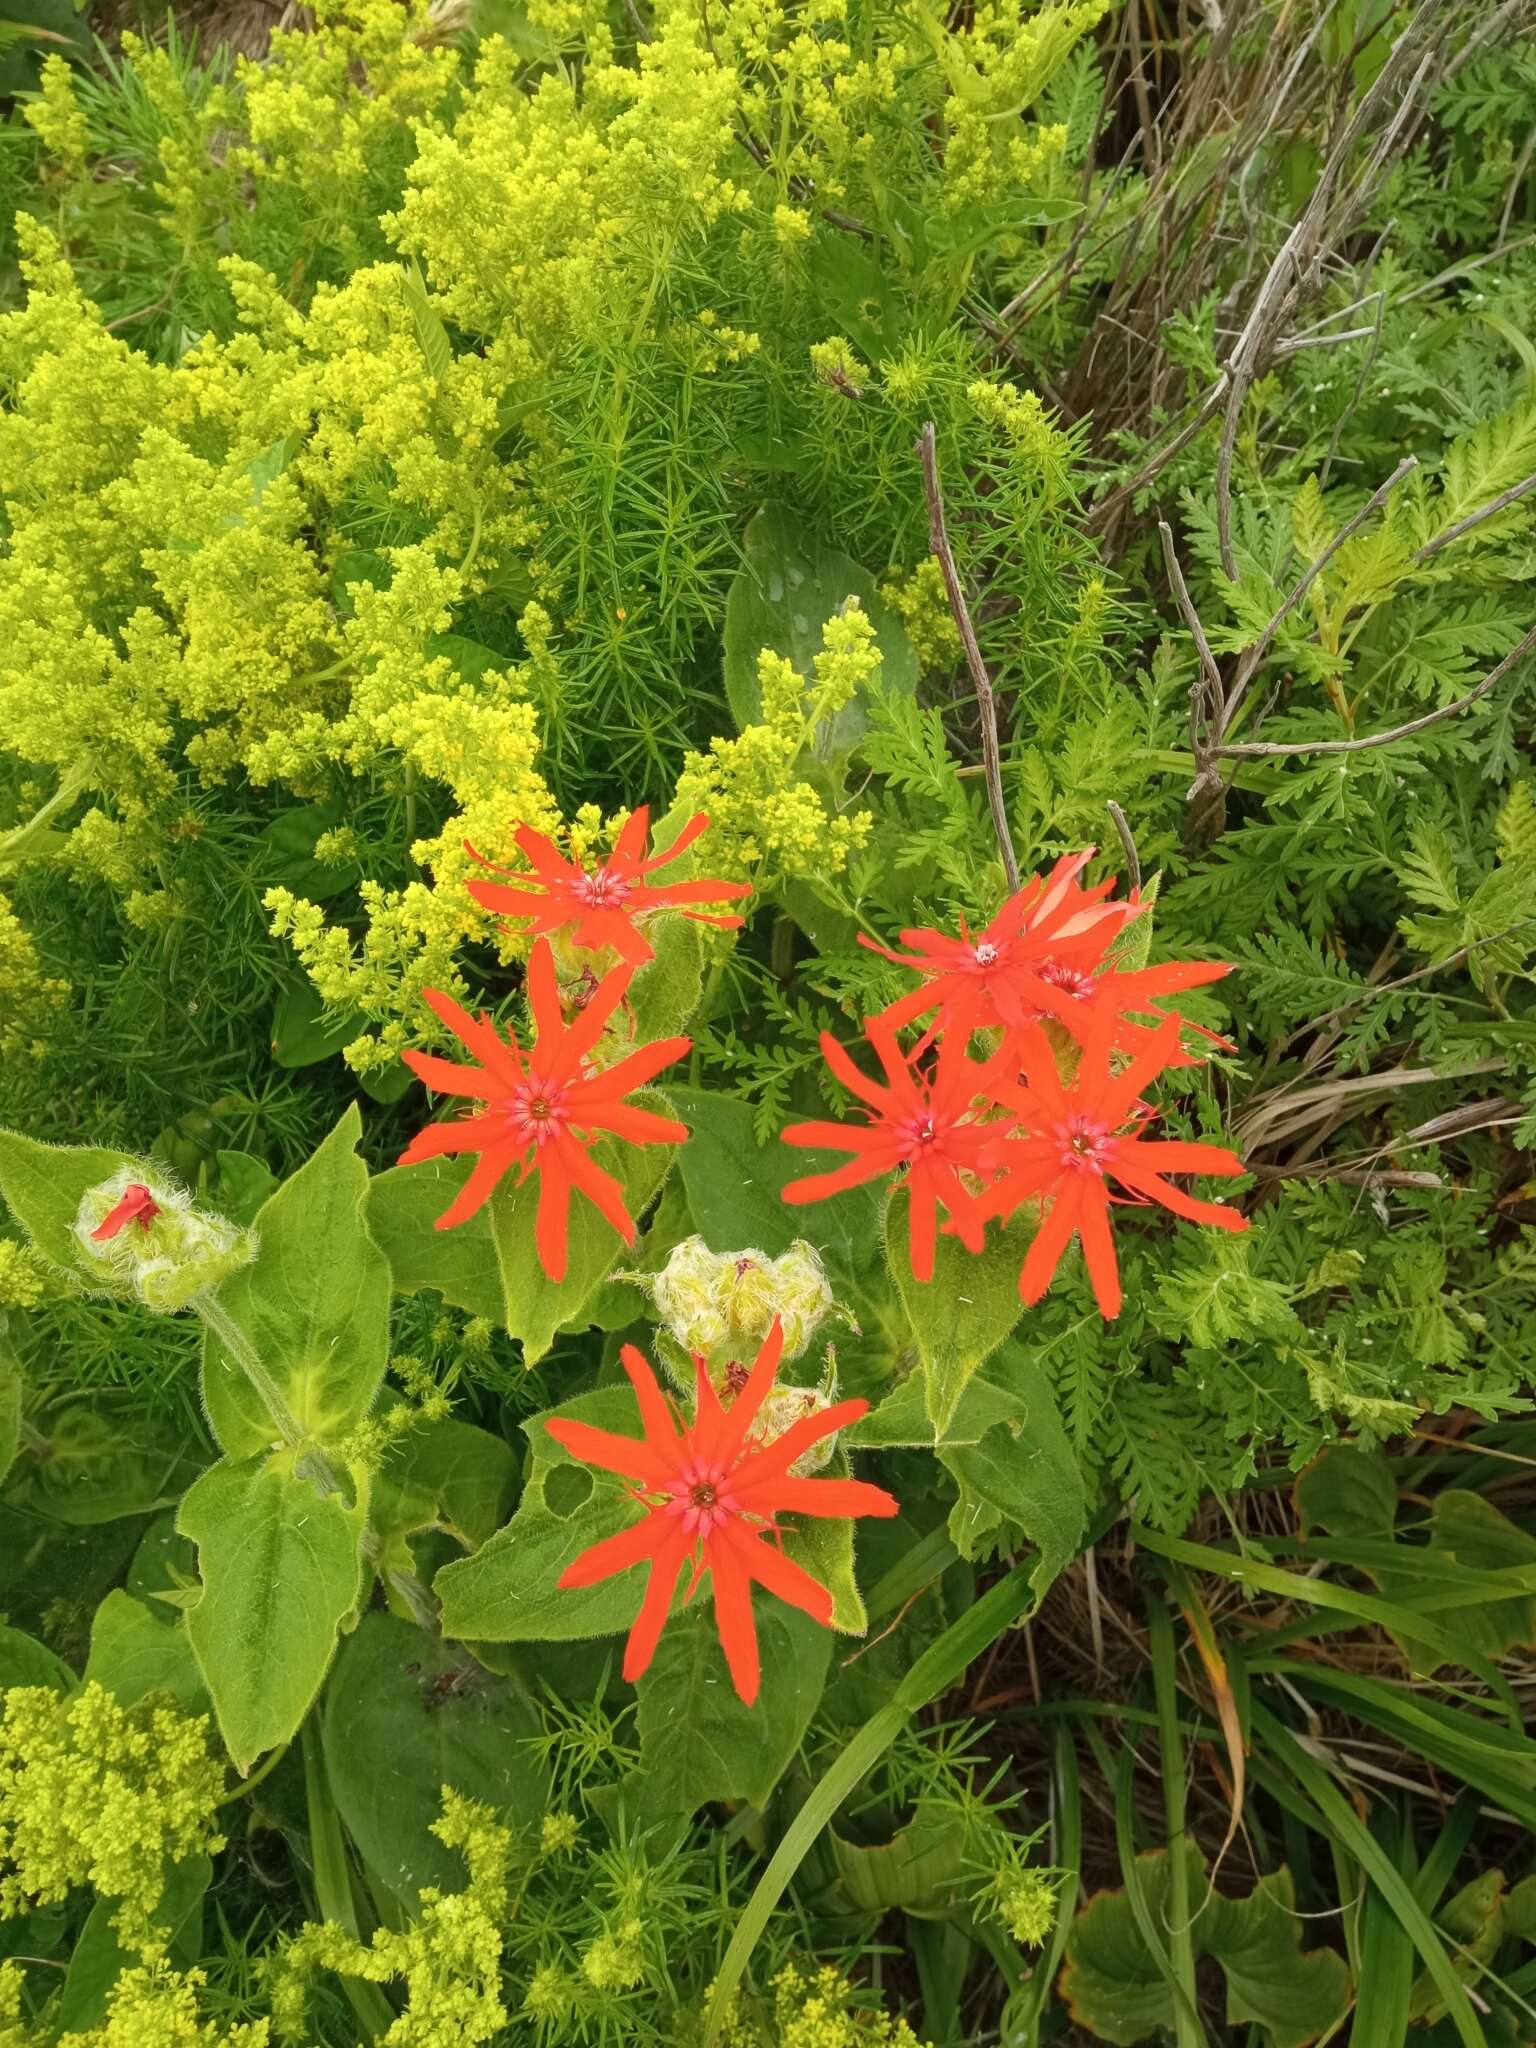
[178,1450,368,1772]
[84,1588,208,1713]
[322,1613,547,1910]
[887,1189,1027,1437]
[201,1104,391,1458]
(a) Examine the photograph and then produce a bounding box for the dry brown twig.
[916,421,1022,893]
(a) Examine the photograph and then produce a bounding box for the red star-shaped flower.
[398,940,689,1282]
[981,1010,1247,1318]
[546,1321,897,1705]
[467,808,751,967]
[780,1018,1010,1282]
[859,849,1142,1042]
[91,1183,161,1240]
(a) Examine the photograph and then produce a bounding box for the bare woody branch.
[1215,619,1536,759]
[916,421,1022,894]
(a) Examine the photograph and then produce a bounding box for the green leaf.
[1062,1853,1351,2048]
[270,979,360,1069]
[371,1417,517,1552]
[829,1799,968,1917]
[258,805,359,902]
[723,506,917,753]
[1207,1869,1353,2045]
[0,1130,133,1277]
[213,1150,281,1229]
[626,885,706,1041]
[57,1854,210,2036]
[674,1087,882,1288]
[436,1388,647,1644]
[627,1603,830,1826]
[782,1445,868,1634]
[321,1613,547,1910]
[364,1158,504,1321]
[84,1588,208,1712]
[888,1191,1026,1436]
[178,1450,368,1772]
[1294,1442,1398,1538]
[369,1113,677,1362]
[488,1111,678,1364]
[401,259,452,386]
[936,1343,1086,1593]
[0,1342,18,1488]
[0,1622,73,1693]
[20,1405,203,1526]
[201,1104,391,1457]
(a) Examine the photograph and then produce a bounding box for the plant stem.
[915,420,1021,893]
[702,1552,1039,2044]
[193,1290,309,1457]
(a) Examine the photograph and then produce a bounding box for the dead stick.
[917,421,1021,892]
[1215,620,1536,758]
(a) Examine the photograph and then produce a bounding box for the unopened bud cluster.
[73,1167,256,1312]
[648,1234,836,1366]
[643,1235,849,1472]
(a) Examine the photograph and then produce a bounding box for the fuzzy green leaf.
[723,505,917,752]
[84,1588,208,1713]
[0,1131,133,1278]
[201,1104,391,1458]
[364,1158,504,1321]
[321,1613,547,1910]
[371,1417,518,1552]
[436,1387,648,1644]
[627,1603,830,1826]
[887,1191,1027,1436]
[179,1450,368,1772]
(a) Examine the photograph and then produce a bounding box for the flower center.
[574,866,631,910]
[972,941,1000,968]
[1054,1114,1113,1175]
[664,1459,739,1536]
[505,1074,570,1146]
[1040,960,1095,998]
[898,1109,940,1157]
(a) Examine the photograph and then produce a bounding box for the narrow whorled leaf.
[322,1614,547,1909]
[201,1104,391,1458]
[0,1341,19,1488]
[179,1450,368,1771]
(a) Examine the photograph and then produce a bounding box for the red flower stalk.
[91,1183,161,1241]
[467,808,751,967]
[781,1018,1010,1282]
[547,1321,897,1705]
[981,1010,1247,1319]
[398,939,689,1282]
[858,849,1141,1042]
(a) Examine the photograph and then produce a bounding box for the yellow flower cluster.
[270,1789,509,2047]
[675,606,878,884]
[22,57,88,171]
[55,1965,271,2048]
[880,558,962,672]
[721,1963,931,2048]
[0,1685,226,1958]
[0,1240,49,1309]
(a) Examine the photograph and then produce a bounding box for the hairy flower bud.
[73,1167,256,1313]
[647,1235,838,1371]
[747,1382,841,1476]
